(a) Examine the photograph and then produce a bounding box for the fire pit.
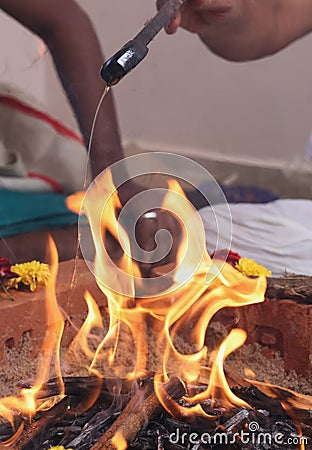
[0,168,311,450]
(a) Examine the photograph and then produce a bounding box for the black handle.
[101,40,149,86]
[101,0,186,86]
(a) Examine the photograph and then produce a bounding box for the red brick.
[238,298,312,376]
[0,259,106,361]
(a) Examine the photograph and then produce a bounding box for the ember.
[0,164,311,450]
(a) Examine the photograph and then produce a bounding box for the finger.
[156,0,183,34]
[164,11,182,34]
[135,214,158,271]
[166,216,182,266]
[134,214,159,276]
[134,211,181,272]
[139,214,174,265]
[156,0,167,11]
[154,211,182,267]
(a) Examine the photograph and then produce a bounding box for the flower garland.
[0,257,50,300]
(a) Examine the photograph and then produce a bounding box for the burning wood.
[90,377,185,450]
[1,370,310,449]
[10,397,70,450]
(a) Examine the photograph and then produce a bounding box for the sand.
[0,322,310,401]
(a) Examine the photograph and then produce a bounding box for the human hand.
[134,209,182,276]
[156,0,238,35]
[117,181,182,276]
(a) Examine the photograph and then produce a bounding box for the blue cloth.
[0,185,279,237]
[0,190,78,237]
[186,183,279,210]
[221,184,279,204]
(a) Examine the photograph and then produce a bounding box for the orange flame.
[1,166,309,450]
[66,190,85,214]
[67,170,266,413]
[0,237,65,443]
[68,171,148,380]
[66,291,104,366]
[111,431,127,450]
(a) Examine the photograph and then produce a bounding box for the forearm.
[0,0,123,177]
[44,12,123,176]
[0,227,79,263]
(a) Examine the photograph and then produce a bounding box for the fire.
[1,166,307,448]
[65,169,266,411]
[111,431,127,450]
[0,237,65,443]
[66,291,104,367]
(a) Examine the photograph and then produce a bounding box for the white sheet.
[199,199,312,276]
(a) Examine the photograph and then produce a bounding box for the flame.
[1,167,307,448]
[111,431,127,450]
[66,291,104,366]
[68,170,266,413]
[66,190,85,215]
[0,237,65,443]
[69,171,148,380]
[189,329,249,409]
[244,368,256,379]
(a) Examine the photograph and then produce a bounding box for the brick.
[238,297,312,376]
[152,265,312,376]
[1,260,311,378]
[0,259,106,361]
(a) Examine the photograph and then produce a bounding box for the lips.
[191,0,232,19]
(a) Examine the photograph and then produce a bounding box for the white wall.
[1,2,312,172]
[0,9,46,104]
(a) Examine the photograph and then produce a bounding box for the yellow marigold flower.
[5,260,50,291]
[235,257,272,277]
